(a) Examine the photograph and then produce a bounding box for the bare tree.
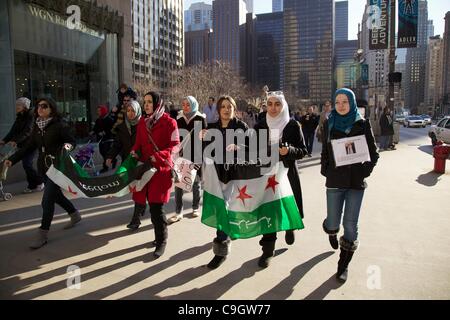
[167,60,253,109]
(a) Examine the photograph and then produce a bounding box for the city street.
[0,126,449,300]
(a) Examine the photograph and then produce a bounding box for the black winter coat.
[107,121,138,161]
[300,113,320,133]
[205,118,249,162]
[254,119,308,218]
[2,109,35,148]
[93,115,115,142]
[320,119,379,190]
[9,118,76,175]
[379,114,395,136]
[177,112,207,163]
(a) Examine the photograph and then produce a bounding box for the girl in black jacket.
[5,97,81,249]
[200,95,250,269]
[254,92,308,268]
[321,88,379,283]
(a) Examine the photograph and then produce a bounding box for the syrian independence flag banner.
[201,158,304,240]
[46,152,156,198]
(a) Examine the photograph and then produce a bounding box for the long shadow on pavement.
[416,171,445,187]
[1,226,155,299]
[73,242,211,300]
[303,274,344,300]
[161,258,263,300]
[256,251,334,300]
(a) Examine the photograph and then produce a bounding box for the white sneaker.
[22,184,45,194]
[168,214,183,224]
[192,209,200,218]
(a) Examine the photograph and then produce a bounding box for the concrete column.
[0,0,16,138]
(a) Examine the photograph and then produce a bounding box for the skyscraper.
[335,1,348,41]
[131,0,184,89]
[283,0,334,104]
[335,40,358,88]
[256,12,284,90]
[424,35,444,115]
[273,0,283,13]
[185,2,212,32]
[212,0,248,72]
[404,0,429,113]
[442,11,450,115]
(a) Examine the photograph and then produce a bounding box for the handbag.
[146,129,180,183]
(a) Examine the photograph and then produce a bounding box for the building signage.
[27,4,104,39]
[398,0,418,48]
[368,0,390,50]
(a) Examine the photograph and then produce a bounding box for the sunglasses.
[268,91,284,96]
[37,103,49,109]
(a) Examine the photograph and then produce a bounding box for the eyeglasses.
[123,99,131,102]
[37,103,49,109]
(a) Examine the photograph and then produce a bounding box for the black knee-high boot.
[336,236,359,283]
[258,233,276,268]
[127,203,146,230]
[150,204,167,258]
[323,220,339,250]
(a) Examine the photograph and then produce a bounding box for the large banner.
[398,0,418,48]
[368,0,390,50]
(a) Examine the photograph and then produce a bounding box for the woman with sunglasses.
[129,92,180,258]
[4,97,81,249]
[254,91,308,268]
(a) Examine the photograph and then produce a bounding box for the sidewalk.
[0,134,449,300]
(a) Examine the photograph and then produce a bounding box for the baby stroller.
[0,144,16,201]
[74,141,99,176]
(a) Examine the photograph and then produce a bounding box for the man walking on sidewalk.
[300,105,320,157]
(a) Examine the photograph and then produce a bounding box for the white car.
[420,115,432,125]
[403,116,426,128]
[429,116,450,145]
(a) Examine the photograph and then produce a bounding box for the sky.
[183,0,448,40]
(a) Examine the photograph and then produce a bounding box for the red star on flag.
[236,185,252,206]
[265,175,279,194]
[129,185,137,193]
[68,186,77,196]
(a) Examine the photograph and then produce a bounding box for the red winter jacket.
[131,113,179,204]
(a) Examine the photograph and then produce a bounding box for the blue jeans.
[22,150,43,189]
[324,188,365,242]
[175,174,201,213]
[41,177,77,230]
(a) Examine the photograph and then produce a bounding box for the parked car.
[429,116,450,145]
[395,114,406,123]
[420,114,432,125]
[403,116,426,128]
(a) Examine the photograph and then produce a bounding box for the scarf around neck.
[328,88,363,136]
[36,117,53,131]
[125,100,142,133]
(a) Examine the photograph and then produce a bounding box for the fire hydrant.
[433,142,450,174]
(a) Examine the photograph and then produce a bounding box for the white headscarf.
[266,93,290,145]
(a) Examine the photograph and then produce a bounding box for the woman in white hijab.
[254,91,308,268]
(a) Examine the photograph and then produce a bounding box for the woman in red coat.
[130,91,180,258]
